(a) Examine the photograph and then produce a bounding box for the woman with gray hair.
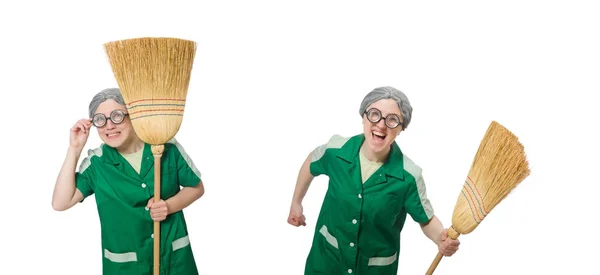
[52,88,205,275]
[287,86,460,274]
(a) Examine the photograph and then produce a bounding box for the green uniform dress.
[75,139,201,275]
[305,134,434,275]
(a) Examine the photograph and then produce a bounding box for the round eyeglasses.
[364,108,404,129]
[92,110,129,128]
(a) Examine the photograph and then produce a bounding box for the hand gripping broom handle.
[425,226,461,275]
[152,145,164,275]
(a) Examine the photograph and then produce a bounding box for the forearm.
[420,215,444,245]
[166,181,204,214]
[52,147,81,210]
[291,152,315,205]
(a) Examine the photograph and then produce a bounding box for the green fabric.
[305,134,433,275]
[76,140,201,275]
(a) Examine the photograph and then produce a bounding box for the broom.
[425,120,531,275]
[103,37,197,275]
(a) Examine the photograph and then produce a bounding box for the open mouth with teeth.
[372,130,386,142]
[106,132,121,139]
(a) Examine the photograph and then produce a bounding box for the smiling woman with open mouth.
[287,86,461,275]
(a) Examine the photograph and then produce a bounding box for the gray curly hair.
[88,88,126,118]
[358,86,413,130]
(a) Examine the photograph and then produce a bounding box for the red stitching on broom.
[130,109,184,115]
[462,184,484,222]
[467,176,489,214]
[127,98,186,105]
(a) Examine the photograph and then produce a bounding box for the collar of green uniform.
[338,134,405,180]
[100,142,152,165]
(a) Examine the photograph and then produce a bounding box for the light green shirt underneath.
[119,149,144,174]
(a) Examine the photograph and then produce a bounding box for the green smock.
[75,139,201,275]
[305,134,434,275]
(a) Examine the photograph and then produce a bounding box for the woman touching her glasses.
[52,88,204,275]
[287,86,460,275]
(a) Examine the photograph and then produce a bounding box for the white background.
[1,0,599,274]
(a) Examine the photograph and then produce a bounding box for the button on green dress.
[75,139,201,275]
[305,134,434,275]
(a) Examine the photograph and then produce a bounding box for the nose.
[105,120,117,130]
[376,119,386,129]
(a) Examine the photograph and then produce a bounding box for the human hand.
[438,228,460,256]
[70,118,92,151]
[147,198,169,222]
[287,202,306,227]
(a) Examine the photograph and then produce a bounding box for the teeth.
[108,133,119,137]
[373,131,386,137]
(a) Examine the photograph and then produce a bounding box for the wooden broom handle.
[425,226,460,275]
[425,253,444,275]
[152,145,164,275]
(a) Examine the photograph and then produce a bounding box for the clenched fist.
[147,198,169,222]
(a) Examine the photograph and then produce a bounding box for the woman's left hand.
[438,228,460,256]
[147,198,169,222]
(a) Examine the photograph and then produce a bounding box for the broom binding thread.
[126,98,187,121]
[460,176,489,224]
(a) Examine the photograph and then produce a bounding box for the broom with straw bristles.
[103,37,197,275]
[425,120,531,275]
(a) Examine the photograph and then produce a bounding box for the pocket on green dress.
[167,235,198,275]
[366,250,399,274]
[308,224,342,274]
[102,248,140,274]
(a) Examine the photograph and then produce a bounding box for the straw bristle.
[451,121,531,235]
[104,37,197,145]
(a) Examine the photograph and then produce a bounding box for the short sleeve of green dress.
[169,140,202,188]
[309,134,349,176]
[402,156,435,224]
[75,146,103,201]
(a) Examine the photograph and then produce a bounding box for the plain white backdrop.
[1,0,599,274]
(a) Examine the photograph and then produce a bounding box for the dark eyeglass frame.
[364,108,405,129]
[91,110,129,128]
